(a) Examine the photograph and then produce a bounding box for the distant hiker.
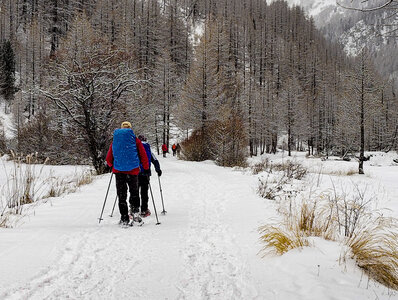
[176,143,181,156]
[138,135,162,217]
[172,143,177,156]
[162,143,168,158]
[106,121,150,226]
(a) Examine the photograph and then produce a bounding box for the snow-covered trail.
[0,157,395,300]
[0,158,266,300]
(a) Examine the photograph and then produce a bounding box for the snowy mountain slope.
[0,155,397,299]
[285,0,339,17]
[285,0,398,80]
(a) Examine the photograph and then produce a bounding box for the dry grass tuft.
[44,170,94,199]
[257,174,288,200]
[2,153,48,214]
[325,169,357,176]
[252,158,271,175]
[257,163,398,292]
[1,153,94,227]
[75,170,94,187]
[272,161,308,180]
[347,218,398,291]
[0,211,10,228]
[259,224,310,256]
[253,159,308,180]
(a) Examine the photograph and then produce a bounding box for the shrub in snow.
[257,173,289,201]
[180,116,248,167]
[259,224,310,256]
[2,152,48,214]
[44,170,94,199]
[16,112,89,165]
[0,153,94,227]
[180,129,208,161]
[346,217,398,291]
[251,158,271,175]
[253,159,307,180]
[259,181,398,291]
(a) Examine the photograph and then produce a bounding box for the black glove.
[156,169,162,177]
[143,168,151,177]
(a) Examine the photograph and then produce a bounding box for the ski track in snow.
[0,160,259,300]
[2,227,148,300]
[175,165,258,300]
[2,156,395,299]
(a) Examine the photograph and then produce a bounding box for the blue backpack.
[112,128,140,171]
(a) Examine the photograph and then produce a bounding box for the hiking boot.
[132,213,143,223]
[119,215,129,226]
[129,207,139,216]
[140,209,151,218]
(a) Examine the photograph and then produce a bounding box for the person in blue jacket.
[138,135,162,217]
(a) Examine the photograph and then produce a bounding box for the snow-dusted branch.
[337,0,395,12]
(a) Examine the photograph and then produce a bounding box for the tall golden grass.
[347,218,398,290]
[259,224,310,256]
[0,153,94,228]
[259,187,398,291]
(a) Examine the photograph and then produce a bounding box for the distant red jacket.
[162,144,168,152]
[106,137,149,175]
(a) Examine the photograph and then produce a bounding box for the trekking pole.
[158,176,167,215]
[148,179,161,225]
[109,194,118,217]
[98,173,113,224]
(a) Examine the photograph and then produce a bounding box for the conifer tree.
[0,40,17,110]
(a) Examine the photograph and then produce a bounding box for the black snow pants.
[115,173,139,220]
[138,174,150,212]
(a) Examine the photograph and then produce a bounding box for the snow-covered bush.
[0,154,94,227]
[1,153,48,214]
[253,159,307,180]
[256,160,307,201]
[16,112,89,165]
[44,169,94,199]
[251,158,271,175]
[257,174,289,200]
[180,129,207,161]
[272,161,307,180]
[260,183,398,291]
[180,117,248,167]
[0,211,9,228]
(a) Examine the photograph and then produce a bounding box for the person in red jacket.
[162,143,168,158]
[106,121,149,225]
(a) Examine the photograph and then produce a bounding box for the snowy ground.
[0,153,397,299]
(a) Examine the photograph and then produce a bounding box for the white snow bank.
[0,155,396,299]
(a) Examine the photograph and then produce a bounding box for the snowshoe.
[129,213,144,226]
[119,219,130,228]
[140,209,151,218]
[133,213,143,223]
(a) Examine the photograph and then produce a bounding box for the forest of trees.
[0,0,397,173]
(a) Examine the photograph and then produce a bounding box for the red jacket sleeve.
[106,143,113,167]
[136,138,149,170]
